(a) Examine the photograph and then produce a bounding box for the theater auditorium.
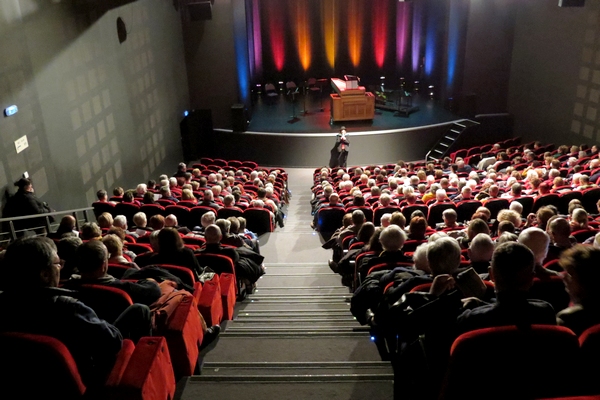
[0,0,599,399]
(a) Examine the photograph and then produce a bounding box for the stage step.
[425,118,480,162]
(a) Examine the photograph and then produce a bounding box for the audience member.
[557,245,600,335]
[518,227,559,279]
[457,241,556,334]
[0,237,122,387]
[64,240,158,305]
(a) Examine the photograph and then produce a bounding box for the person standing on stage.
[329,127,350,168]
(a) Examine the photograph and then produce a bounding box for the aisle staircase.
[177,168,393,400]
[425,119,479,162]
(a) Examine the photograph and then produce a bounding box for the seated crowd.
[0,159,282,396]
[94,160,288,230]
[317,139,600,398]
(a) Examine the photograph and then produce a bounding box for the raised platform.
[204,92,468,167]
[239,92,458,134]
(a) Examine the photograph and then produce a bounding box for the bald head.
[548,217,571,245]
[204,224,223,244]
[468,233,494,263]
[491,242,535,292]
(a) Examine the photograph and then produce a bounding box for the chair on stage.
[286,81,300,123]
[305,77,324,112]
[264,83,279,105]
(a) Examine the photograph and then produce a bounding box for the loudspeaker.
[180,109,213,161]
[116,17,127,43]
[231,104,248,132]
[187,1,212,20]
[559,0,584,6]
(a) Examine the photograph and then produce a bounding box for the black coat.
[0,287,122,387]
[3,190,51,230]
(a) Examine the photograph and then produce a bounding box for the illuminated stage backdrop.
[242,0,469,99]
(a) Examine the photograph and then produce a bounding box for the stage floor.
[246,91,459,134]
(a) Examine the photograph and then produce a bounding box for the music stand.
[301,80,309,115]
[286,81,300,123]
[316,79,328,111]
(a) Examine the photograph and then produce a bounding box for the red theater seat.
[0,333,175,400]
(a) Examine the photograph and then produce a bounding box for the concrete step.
[200,361,392,377]
[226,321,361,329]
[262,265,333,275]
[235,309,352,318]
[222,325,370,336]
[180,377,394,400]
[252,286,349,296]
[235,302,350,311]
[202,336,382,362]
[247,293,348,301]
[257,274,342,287]
[234,316,357,323]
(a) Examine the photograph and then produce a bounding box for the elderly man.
[518,227,560,278]
[192,210,216,234]
[113,215,137,238]
[64,241,160,306]
[132,212,152,238]
[361,225,411,279]
[159,185,179,203]
[380,213,392,228]
[196,224,264,290]
[468,233,495,275]
[544,217,574,264]
[96,189,116,204]
[64,240,220,348]
[165,214,191,235]
[337,209,366,246]
[0,237,122,387]
[196,224,239,267]
[135,183,147,199]
[200,190,221,211]
[312,192,344,229]
[438,208,461,231]
[457,242,556,334]
[377,237,475,399]
[451,186,473,202]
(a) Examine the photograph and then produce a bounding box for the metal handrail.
[0,207,95,245]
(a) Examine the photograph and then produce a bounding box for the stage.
[205,87,471,167]
[242,89,460,135]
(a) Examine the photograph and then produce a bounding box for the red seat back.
[441,325,580,400]
[73,285,133,323]
[0,332,86,399]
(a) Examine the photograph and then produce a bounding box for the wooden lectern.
[330,78,375,123]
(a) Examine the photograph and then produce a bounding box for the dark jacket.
[0,287,122,387]
[557,303,600,336]
[3,190,51,230]
[456,291,556,335]
[63,275,162,306]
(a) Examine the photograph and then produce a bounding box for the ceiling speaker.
[187,1,212,21]
[558,0,584,6]
[116,17,127,43]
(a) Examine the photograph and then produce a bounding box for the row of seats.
[439,324,600,399]
[93,202,275,234]
[0,333,175,400]
[315,186,600,233]
[16,246,240,399]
